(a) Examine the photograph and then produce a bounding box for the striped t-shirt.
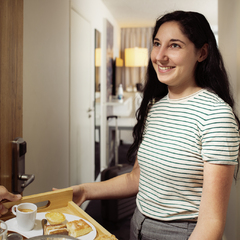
[136,89,239,221]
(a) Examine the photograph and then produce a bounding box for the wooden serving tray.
[1,188,111,239]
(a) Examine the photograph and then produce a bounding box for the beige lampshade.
[115,57,123,67]
[125,47,148,67]
[95,48,101,67]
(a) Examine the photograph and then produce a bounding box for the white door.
[70,9,94,186]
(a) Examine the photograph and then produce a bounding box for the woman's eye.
[153,42,160,47]
[170,43,180,48]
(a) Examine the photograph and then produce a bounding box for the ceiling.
[102,0,218,28]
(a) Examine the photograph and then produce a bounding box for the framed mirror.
[94,29,101,179]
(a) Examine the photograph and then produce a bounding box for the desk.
[107,117,137,165]
[106,96,133,117]
[95,94,137,166]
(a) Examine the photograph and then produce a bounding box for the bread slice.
[66,219,92,237]
[45,212,66,225]
[44,224,68,235]
[95,234,118,240]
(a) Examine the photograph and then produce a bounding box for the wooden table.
[1,188,112,239]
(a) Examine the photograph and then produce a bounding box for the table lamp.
[124,47,148,91]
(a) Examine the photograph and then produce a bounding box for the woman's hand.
[0,186,22,216]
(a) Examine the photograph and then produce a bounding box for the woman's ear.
[198,43,208,62]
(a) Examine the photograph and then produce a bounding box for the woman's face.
[151,21,202,96]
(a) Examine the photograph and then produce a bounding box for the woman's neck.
[168,86,203,100]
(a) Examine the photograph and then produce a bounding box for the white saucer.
[6,212,97,240]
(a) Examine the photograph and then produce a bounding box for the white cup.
[0,220,8,240]
[12,203,37,231]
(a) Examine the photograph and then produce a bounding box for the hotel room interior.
[1,0,240,239]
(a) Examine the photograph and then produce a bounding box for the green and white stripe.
[137,89,239,221]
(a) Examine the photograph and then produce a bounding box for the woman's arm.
[71,159,140,206]
[189,162,235,240]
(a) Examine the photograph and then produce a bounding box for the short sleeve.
[201,103,240,165]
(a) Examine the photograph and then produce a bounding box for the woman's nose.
[155,47,168,62]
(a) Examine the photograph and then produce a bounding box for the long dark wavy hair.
[127,11,240,176]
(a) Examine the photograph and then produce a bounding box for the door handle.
[12,138,35,194]
[19,174,35,188]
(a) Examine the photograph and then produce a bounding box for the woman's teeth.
[159,66,174,70]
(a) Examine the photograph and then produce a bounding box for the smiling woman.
[56,10,239,240]
[151,21,208,99]
[127,10,240,240]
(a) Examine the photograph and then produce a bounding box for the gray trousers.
[130,207,197,240]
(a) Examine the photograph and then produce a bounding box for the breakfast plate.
[6,212,97,240]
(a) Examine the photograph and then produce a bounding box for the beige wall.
[23,0,120,196]
[219,0,240,239]
[23,0,70,195]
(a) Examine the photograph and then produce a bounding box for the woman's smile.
[158,65,175,72]
[151,21,203,98]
